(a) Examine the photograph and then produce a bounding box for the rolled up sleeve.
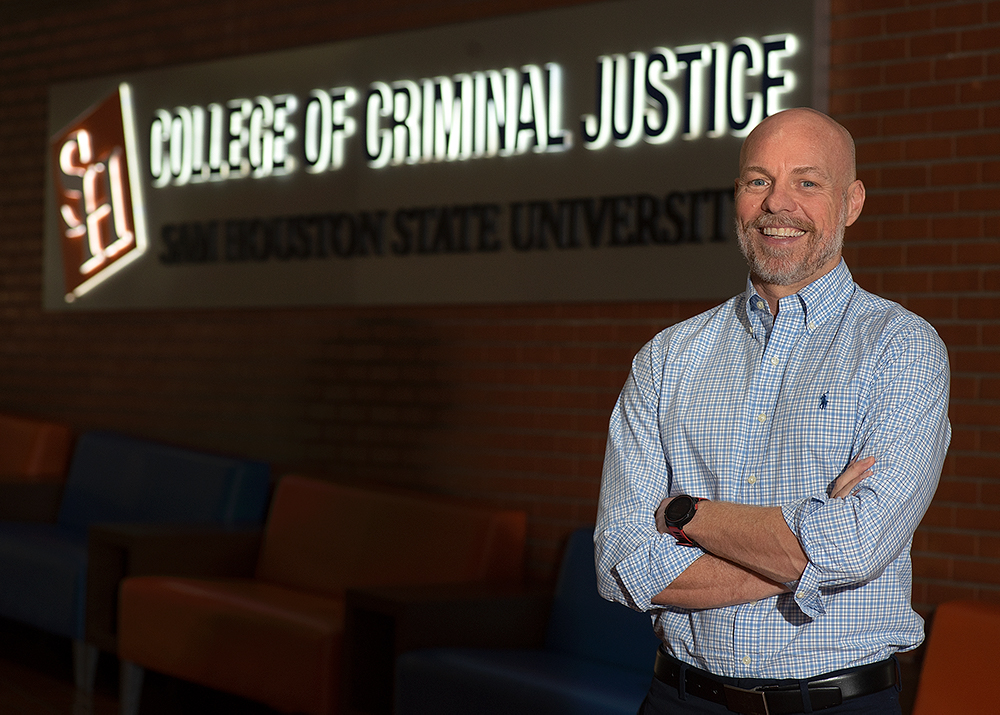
[782,323,950,619]
[595,339,703,611]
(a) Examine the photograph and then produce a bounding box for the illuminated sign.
[149,94,300,185]
[51,84,147,302]
[44,0,819,310]
[145,32,797,188]
[365,63,570,167]
[582,35,797,148]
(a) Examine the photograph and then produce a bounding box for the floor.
[0,617,922,715]
[0,619,280,715]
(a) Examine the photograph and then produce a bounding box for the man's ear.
[845,179,865,227]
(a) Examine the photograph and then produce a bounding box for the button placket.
[743,300,778,506]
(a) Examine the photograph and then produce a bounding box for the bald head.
[740,108,857,183]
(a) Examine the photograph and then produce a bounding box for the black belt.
[653,648,898,714]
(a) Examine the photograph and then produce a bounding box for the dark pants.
[637,667,902,715]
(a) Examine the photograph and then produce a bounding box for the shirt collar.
[743,259,854,332]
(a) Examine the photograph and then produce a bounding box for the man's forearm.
[683,501,808,584]
[653,552,789,609]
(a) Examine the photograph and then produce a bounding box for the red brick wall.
[0,0,997,592]
[830,0,1000,612]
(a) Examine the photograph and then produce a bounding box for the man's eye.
[749,179,767,187]
[801,181,817,188]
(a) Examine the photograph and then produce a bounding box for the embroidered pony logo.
[820,392,829,410]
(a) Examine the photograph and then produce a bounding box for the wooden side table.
[341,582,552,715]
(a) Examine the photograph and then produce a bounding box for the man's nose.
[761,182,796,214]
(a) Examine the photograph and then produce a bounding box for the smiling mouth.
[761,226,807,238]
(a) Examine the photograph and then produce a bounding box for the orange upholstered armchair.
[911,600,1000,715]
[0,412,74,523]
[0,412,73,481]
[116,474,526,715]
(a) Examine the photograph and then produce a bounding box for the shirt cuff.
[616,534,704,610]
[791,561,825,619]
[782,497,828,620]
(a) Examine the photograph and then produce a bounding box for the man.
[595,107,951,715]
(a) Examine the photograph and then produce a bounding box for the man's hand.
[653,496,672,535]
[829,455,876,498]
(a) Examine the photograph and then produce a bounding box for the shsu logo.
[52,83,147,302]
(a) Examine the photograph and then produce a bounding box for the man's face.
[734,111,864,291]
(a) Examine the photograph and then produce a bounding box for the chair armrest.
[85,523,262,653]
[0,482,63,522]
[342,583,551,715]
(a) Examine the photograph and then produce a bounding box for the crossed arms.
[649,457,873,609]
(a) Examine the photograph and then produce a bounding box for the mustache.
[745,214,815,233]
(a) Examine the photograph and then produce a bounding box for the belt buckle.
[723,684,770,715]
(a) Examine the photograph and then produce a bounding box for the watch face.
[665,496,692,523]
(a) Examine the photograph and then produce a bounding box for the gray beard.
[736,211,847,287]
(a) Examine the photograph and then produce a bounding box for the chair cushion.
[395,647,652,715]
[119,576,344,715]
[0,522,87,639]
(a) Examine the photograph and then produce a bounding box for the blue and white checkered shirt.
[595,260,951,679]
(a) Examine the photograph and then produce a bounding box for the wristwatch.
[663,495,706,547]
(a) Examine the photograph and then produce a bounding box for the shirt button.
[756,300,765,310]
[757,413,767,423]
[747,475,757,485]
[742,656,752,666]
[769,356,779,367]
[808,322,817,330]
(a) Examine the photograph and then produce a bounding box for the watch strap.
[667,523,698,547]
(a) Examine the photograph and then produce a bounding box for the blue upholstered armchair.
[394,526,661,715]
[0,430,270,692]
